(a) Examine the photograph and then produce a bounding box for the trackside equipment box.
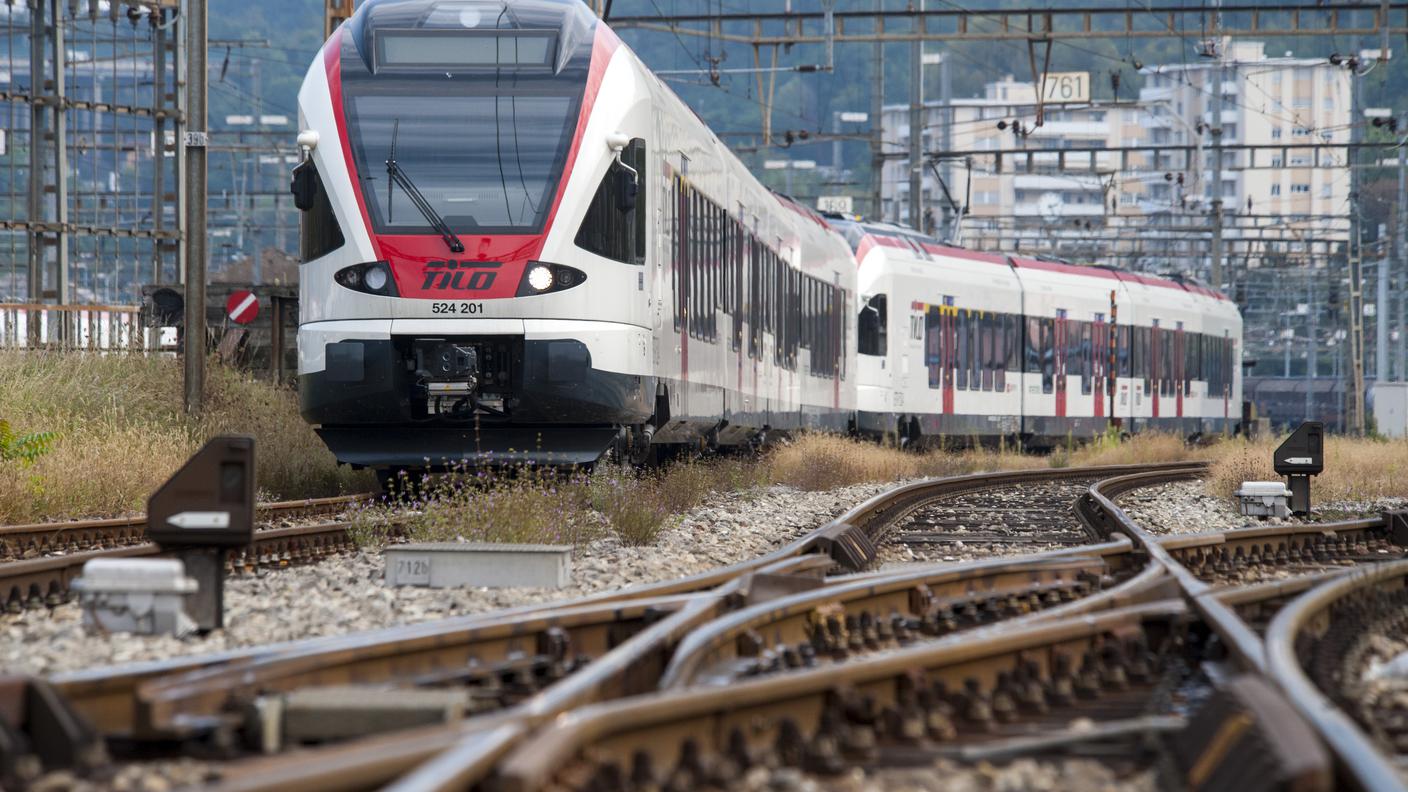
[72,558,197,636]
[385,543,572,588]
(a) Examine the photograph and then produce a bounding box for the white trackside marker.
[1282,457,1313,465]
[167,511,232,530]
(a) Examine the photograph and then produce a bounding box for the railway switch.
[146,435,256,632]
[1273,422,1323,516]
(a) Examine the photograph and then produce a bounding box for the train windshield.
[345,85,580,235]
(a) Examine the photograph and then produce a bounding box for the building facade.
[877,41,1351,274]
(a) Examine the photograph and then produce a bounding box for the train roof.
[824,214,1229,303]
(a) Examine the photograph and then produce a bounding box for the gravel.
[27,760,216,792]
[1357,634,1408,770]
[2,481,898,677]
[1118,480,1407,536]
[875,480,1092,569]
[750,758,1155,792]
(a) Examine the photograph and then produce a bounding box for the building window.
[1292,97,1312,108]
[1271,155,1283,167]
[1293,126,1311,136]
[1271,184,1281,196]
[1323,97,1334,110]
[1320,184,1332,198]
[1271,127,1283,139]
[1291,183,1310,194]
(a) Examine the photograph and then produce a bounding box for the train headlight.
[364,264,389,292]
[514,261,586,297]
[526,264,555,292]
[334,262,399,297]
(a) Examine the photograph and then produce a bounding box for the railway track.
[1266,559,1408,791]
[15,462,1191,791]
[13,461,1406,792]
[388,466,1400,792]
[0,495,373,611]
[885,478,1103,561]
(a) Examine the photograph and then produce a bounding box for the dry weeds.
[768,434,1053,491]
[0,352,370,522]
[1204,434,1408,502]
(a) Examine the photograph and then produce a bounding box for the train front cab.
[293,1,659,469]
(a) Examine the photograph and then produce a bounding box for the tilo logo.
[422,261,500,291]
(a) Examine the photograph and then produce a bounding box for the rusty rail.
[225,462,1205,789]
[1086,463,1407,791]
[0,494,371,558]
[1265,560,1408,792]
[0,495,373,610]
[36,461,1246,790]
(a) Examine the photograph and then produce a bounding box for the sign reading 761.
[1040,72,1090,104]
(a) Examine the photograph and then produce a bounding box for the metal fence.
[0,0,182,306]
[0,302,156,351]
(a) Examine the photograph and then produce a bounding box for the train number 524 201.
[431,302,484,314]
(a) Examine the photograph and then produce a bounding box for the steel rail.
[124,463,1190,733]
[1265,560,1408,792]
[440,464,1344,792]
[657,539,1159,690]
[202,565,813,792]
[481,600,1189,792]
[1088,464,1407,791]
[1078,465,1275,670]
[38,461,1207,790]
[0,519,382,612]
[371,465,1208,791]
[0,494,371,557]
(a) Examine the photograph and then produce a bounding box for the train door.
[1054,309,1068,418]
[1174,321,1185,419]
[1092,313,1106,419]
[1150,320,1161,419]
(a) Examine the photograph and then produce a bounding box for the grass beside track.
[0,351,371,523]
[3,351,1401,531]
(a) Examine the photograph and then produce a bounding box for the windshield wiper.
[385,119,464,253]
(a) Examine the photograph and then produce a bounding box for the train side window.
[293,161,346,263]
[976,313,989,392]
[925,307,941,389]
[1024,316,1041,374]
[1132,327,1142,391]
[575,138,646,265]
[1162,330,1173,398]
[748,239,760,358]
[1040,318,1054,395]
[670,178,679,330]
[1079,321,1092,395]
[1117,325,1131,378]
[1004,314,1019,374]
[956,310,969,390]
[993,313,1007,391]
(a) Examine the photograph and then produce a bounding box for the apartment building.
[877,41,1351,270]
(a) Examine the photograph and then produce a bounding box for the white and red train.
[290,0,1241,476]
